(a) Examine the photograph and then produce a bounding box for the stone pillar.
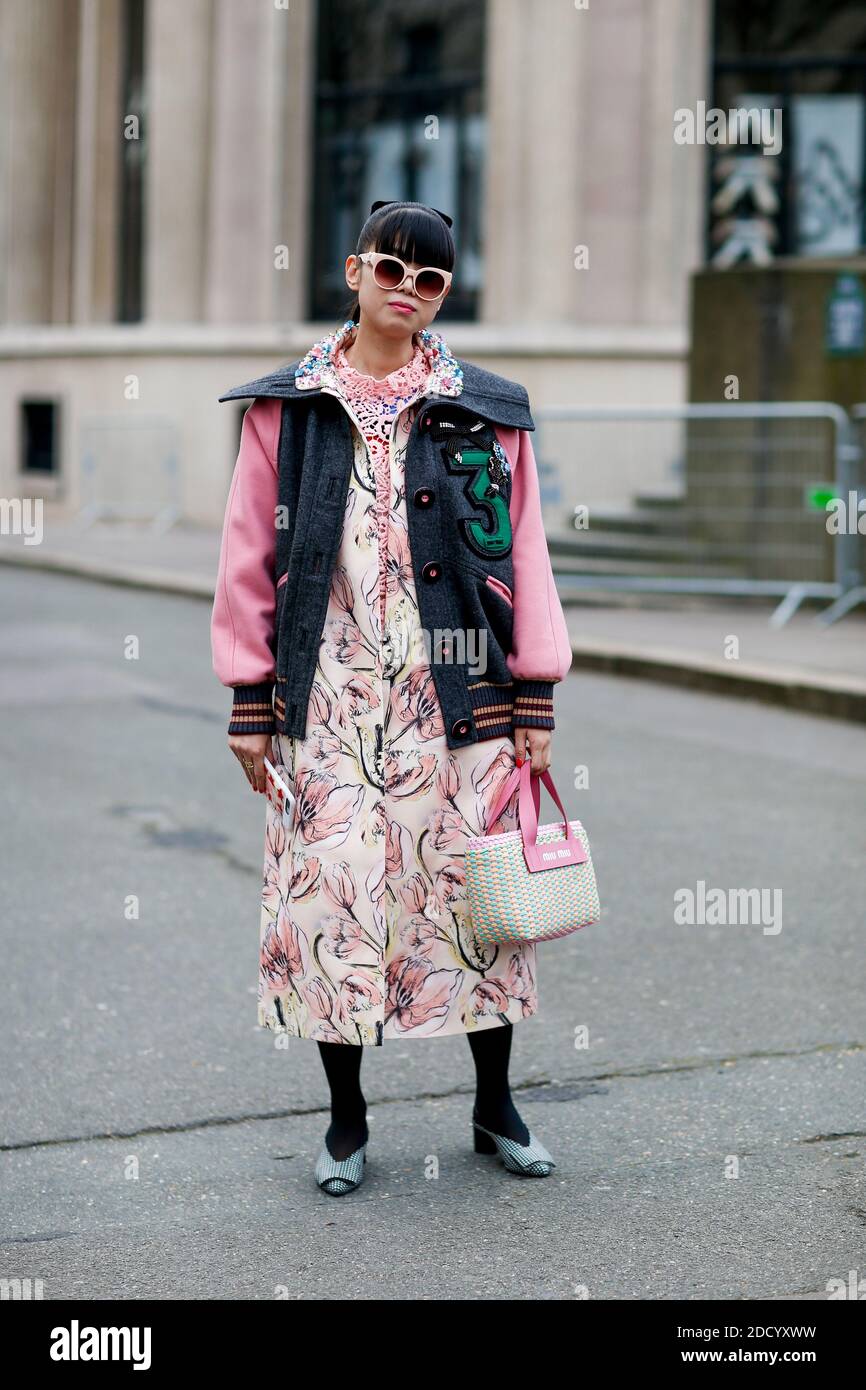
[481,0,710,332]
[73,0,124,323]
[203,0,314,325]
[612,0,711,328]
[482,0,585,327]
[273,0,315,326]
[0,0,79,323]
[146,0,214,321]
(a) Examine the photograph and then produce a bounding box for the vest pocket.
[273,573,289,667]
[485,574,513,607]
[469,572,514,681]
[443,557,514,679]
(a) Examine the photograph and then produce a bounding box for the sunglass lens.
[373,257,405,290]
[415,269,446,300]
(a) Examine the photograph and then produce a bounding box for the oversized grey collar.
[218,319,535,430]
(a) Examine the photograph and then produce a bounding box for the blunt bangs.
[358,202,455,271]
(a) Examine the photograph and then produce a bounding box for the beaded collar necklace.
[294,318,464,399]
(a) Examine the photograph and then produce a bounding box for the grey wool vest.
[218,354,541,751]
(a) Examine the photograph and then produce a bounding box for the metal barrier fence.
[823,403,866,624]
[534,403,864,626]
[78,415,181,532]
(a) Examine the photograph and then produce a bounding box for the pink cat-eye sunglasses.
[358,251,453,302]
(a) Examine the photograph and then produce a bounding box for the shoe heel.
[473,1123,498,1154]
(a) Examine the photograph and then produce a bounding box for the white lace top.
[332,330,431,632]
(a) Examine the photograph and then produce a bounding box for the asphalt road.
[0,569,863,1300]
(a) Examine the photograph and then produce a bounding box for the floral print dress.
[257,324,538,1045]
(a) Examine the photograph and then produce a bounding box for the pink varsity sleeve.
[495,424,573,730]
[211,397,282,735]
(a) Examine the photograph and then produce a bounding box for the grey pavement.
[0,568,863,1299]
[2,510,865,720]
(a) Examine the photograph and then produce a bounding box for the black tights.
[467,1022,530,1144]
[317,1023,528,1160]
[317,1039,368,1161]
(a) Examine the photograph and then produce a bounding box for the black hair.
[343,201,456,325]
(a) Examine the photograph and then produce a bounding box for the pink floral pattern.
[332,336,429,633]
[256,324,539,1044]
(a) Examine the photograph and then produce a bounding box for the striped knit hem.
[466,679,556,739]
[512,680,555,731]
[227,681,276,736]
[273,681,289,727]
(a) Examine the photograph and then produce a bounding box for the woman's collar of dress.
[332,332,429,397]
[294,317,463,398]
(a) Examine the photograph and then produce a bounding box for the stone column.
[273,0,315,326]
[482,0,585,327]
[639,0,711,327]
[204,0,314,325]
[0,0,79,323]
[579,0,709,328]
[73,0,124,323]
[145,0,214,321]
[481,0,710,332]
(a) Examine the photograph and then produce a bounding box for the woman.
[211,200,572,1195]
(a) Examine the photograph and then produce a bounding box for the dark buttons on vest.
[421,561,441,582]
[451,718,472,739]
[413,487,435,508]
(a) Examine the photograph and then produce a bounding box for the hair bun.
[369,199,453,228]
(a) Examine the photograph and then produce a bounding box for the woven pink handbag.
[465,760,600,945]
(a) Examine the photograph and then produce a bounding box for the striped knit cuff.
[512,680,555,731]
[228,682,276,736]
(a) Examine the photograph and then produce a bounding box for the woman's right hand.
[228,732,273,793]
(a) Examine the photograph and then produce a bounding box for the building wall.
[0,0,711,524]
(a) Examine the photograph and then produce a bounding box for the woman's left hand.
[514,727,552,775]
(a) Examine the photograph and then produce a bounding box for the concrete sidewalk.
[3,510,865,721]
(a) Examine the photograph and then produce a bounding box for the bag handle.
[484,760,575,851]
[485,761,540,831]
[518,761,577,849]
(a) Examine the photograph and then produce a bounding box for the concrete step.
[548,531,751,566]
[550,552,747,579]
[632,491,687,512]
[577,505,692,537]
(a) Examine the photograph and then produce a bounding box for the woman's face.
[344,251,451,338]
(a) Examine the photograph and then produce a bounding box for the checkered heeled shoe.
[472,1107,556,1177]
[314,1129,368,1196]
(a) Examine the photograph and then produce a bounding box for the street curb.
[0,547,214,599]
[568,638,866,725]
[4,548,865,724]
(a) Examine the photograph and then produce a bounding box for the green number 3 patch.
[442,445,513,559]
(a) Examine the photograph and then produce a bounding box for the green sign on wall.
[804,483,837,512]
[824,274,866,357]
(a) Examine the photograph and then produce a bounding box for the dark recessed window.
[311,0,486,321]
[117,0,147,321]
[710,0,866,263]
[20,400,59,474]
